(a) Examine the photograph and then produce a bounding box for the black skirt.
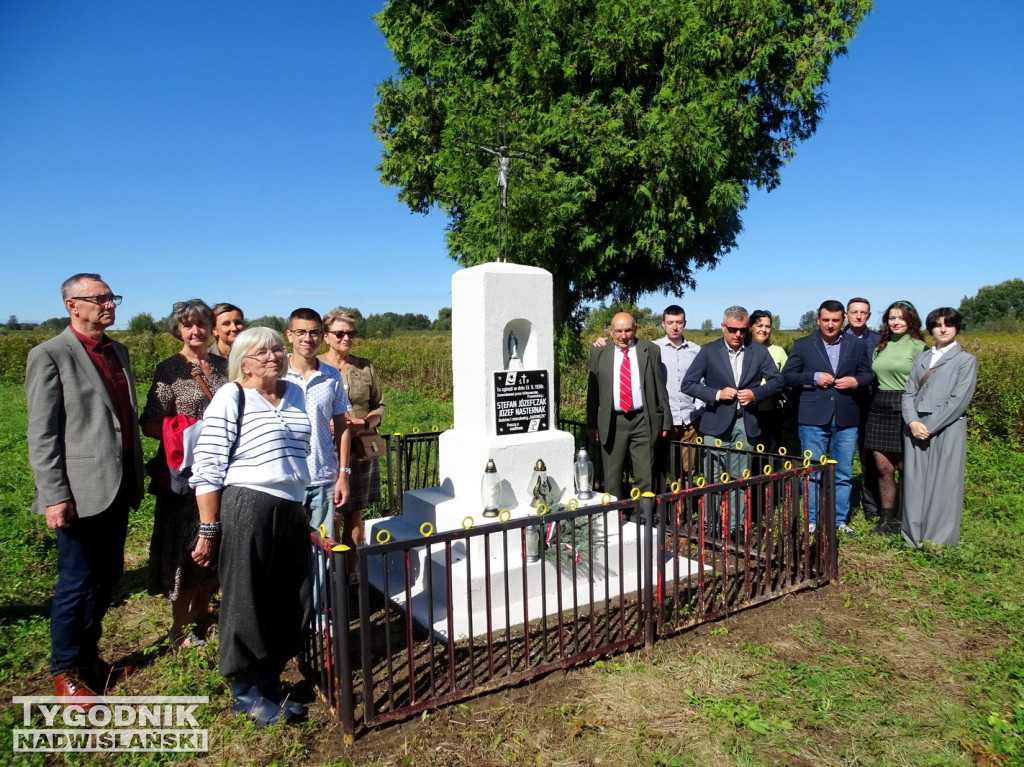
[864,389,905,454]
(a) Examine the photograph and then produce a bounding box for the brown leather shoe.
[91,657,134,691]
[54,670,98,708]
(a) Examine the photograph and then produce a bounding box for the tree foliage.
[373,0,870,331]
[249,315,288,334]
[959,278,1024,330]
[433,307,453,331]
[798,310,817,332]
[584,301,657,333]
[127,312,158,334]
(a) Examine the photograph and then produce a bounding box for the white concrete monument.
[404,262,576,528]
[364,262,708,640]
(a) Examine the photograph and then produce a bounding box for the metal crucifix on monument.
[475,135,535,261]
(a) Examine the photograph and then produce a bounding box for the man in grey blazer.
[587,312,672,499]
[25,273,144,700]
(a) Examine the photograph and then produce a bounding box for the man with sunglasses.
[682,306,783,533]
[25,273,144,701]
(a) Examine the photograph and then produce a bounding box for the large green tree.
[958,278,1024,330]
[373,0,870,334]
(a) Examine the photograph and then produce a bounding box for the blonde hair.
[322,306,359,330]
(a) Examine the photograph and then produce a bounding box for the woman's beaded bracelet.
[198,522,222,539]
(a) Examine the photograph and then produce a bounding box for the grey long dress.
[901,343,978,547]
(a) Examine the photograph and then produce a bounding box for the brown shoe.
[54,670,98,708]
[92,657,133,691]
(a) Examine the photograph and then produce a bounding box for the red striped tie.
[619,349,633,412]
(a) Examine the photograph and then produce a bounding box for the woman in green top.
[748,310,788,454]
[865,300,925,532]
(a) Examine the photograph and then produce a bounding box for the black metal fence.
[301,437,837,742]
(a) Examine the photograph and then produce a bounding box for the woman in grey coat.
[901,307,978,547]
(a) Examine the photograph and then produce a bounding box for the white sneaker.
[838,524,856,536]
[808,523,817,535]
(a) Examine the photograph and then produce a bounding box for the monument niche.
[364,262,706,640]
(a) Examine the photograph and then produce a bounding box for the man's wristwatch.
[340,467,352,475]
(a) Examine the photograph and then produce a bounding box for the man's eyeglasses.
[724,325,747,334]
[326,329,357,339]
[73,294,122,306]
[246,347,286,361]
[288,329,322,339]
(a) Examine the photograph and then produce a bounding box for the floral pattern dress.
[141,354,228,599]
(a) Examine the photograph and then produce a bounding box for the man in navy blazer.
[783,300,873,533]
[682,306,783,530]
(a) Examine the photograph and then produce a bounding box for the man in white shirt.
[284,308,351,541]
[653,304,703,485]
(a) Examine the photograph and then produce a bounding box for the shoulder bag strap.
[228,383,245,463]
[190,367,214,401]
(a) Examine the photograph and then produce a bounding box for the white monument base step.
[365,510,712,642]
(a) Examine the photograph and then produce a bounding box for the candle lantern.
[481,459,501,518]
[574,447,595,500]
[528,459,551,508]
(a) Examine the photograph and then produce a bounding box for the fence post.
[641,492,656,647]
[329,544,356,744]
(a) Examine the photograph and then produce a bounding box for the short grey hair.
[169,299,214,340]
[228,326,286,383]
[722,306,748,324]
[61,273,104,300]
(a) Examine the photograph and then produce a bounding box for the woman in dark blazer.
[902,307,978,547]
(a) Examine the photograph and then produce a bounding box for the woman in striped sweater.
[190,327,313,726]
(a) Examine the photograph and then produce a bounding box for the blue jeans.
[304,483,336,625]
[50,481,131,675]
[701,418,750,532]
[798,421,857,526]
[304,483,336,541]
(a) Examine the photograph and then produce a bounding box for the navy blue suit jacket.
[782,332,872,428]
[681,338,783,440]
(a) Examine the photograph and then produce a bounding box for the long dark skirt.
[218,486,312,681]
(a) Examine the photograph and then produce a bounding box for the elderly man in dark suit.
[844,297,883,522]
[587,312,672,499]
[682,306,783,531]
[26,273,144,701]
[783,300,873,535]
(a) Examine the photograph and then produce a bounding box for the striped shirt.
[190,382,312,502]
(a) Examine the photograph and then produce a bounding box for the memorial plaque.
[494,370,549,435]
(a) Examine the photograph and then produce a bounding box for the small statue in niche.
[507,330,522,370]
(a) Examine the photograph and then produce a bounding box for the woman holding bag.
[319,308,386,554]
[141,299,227,647]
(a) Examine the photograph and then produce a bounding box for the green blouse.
[872,333,926,391]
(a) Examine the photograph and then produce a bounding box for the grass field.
[1,336,1023,764]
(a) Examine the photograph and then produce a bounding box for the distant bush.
[965,336,1024,447]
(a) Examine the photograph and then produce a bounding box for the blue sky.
[1,1,1020,330]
